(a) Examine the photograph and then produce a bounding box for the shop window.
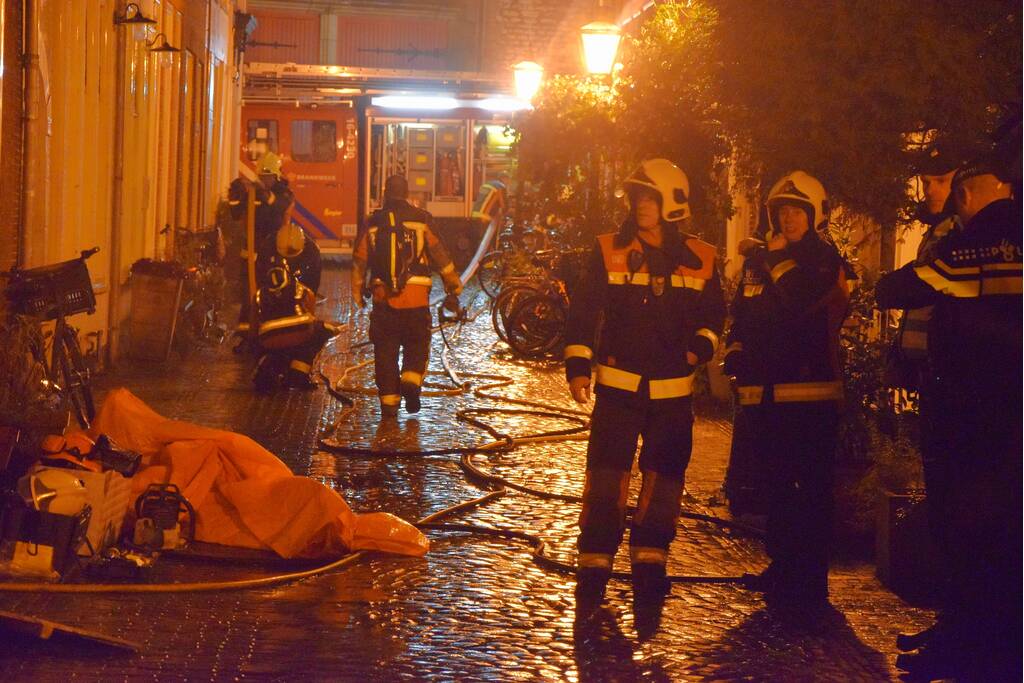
[291,120,337,163]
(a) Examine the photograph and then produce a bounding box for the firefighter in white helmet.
[564,158,726,614]
[726,170,851,611]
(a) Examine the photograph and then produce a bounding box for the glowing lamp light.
[371,95,459,110]
[580,21,622,75]
[512,61,544,103]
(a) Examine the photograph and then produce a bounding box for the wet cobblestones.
[0,266,933,680]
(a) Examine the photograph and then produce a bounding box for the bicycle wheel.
[491,283,541,343]
[504,293,567,359]
[56,326,96,428]
[476,251,505,299]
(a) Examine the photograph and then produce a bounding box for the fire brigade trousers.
[578,393,693,570]
[760,401,838,599]
[253,322,332,387]
[369,304,432,408]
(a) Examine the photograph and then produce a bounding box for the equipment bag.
[369,211,420,294]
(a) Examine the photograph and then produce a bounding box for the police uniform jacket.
[724,230,850,407]
[352,199,457,310]
[875,198,1022,395]
[564,225,726,402]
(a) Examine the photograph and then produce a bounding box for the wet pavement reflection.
[0,265,933,680]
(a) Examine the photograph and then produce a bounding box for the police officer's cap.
[912,140,969,176]
[384,174,409,200]
[952,152,1014,186]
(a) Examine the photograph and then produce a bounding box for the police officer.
[353,175,463,418]
[876,157,1021,680]
[564,158,726,609]
[730,171,850,611]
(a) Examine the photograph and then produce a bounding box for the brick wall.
[481,0,596,76]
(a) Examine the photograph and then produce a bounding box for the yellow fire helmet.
[766,170,829,233]
[622,158,691,222]
[256,151,283,179]
[275,224,306,259]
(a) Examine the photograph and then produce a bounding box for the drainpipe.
[107,26,128,363]
[19,0,42,267]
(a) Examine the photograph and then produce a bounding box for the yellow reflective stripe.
[770,259,797,283]
[933,258,981,276]
[983,276,1022,294]
[258,313,316,333]
[388,212,396,228]
[235,322,251,332]
[608,271,648,285]
[400,371,423,386]
[695,327,719,350]
[564,344,593,361]
[239,249,249,258]
[289,360,311,373]
[630,546,667,565]
[380,394,401,406]
[724,341,743,355]
[914,264,979,297]
[742,284,765,297]
[648,375,693,399]
[595,364,642,392]
[578,553,613,570]
[774,381,843,402]
[440,262,456,275]
[471,211,490,220]
[406,275,433,287]
[737,386,763,405]
[981,262,1023,272]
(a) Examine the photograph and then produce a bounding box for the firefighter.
[227,150,296,339]
[353,175,463,418]
[471,172,509,244]
[249,223,333,391]
[564,158,726,609]
[876,157,1021,680]
[730,171,850,611]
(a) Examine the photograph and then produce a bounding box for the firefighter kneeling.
[252,239,334,392]
[353,175,462,418]
[725,171,851,611]
[564,159,726,613]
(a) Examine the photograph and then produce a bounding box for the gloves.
[442,273,463,296]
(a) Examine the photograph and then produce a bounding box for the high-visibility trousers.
[577,393,693,572]
[369,304,432,409]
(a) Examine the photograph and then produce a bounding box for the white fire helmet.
[622,158,692,222]
[766,170,829,233]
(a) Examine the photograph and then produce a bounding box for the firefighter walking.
[353,175,463,418]
[726,171,850,611]
[876,157,1021,681]
[564,159,726,612]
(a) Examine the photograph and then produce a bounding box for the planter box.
[876,489,945,601]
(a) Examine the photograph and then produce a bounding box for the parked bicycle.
[3,248,100,428]
[172,226,228,354]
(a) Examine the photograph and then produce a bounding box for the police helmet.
[276,224,306,259]
[622,159,691,222]
[766,171,829,233]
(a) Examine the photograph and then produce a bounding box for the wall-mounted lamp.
[146,32,181,67]
[114,2,157,41]
[512,61,544,103]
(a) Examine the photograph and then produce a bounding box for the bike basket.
[6,258,96,320]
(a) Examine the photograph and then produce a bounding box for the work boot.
[380,404,399,419]
[632,563,671,604]
[575,567,610,611]
[400,382,421,414]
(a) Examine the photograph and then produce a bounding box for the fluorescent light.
[372,95,458,110]
[478,97,532,112]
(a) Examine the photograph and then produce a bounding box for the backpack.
[368,209,421,294]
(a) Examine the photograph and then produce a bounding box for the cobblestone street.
[0,266,933,681]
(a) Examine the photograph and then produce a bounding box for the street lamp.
[580,21,622,75]
[146,32,181,67]
[512,61,544,103]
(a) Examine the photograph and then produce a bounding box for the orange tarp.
[85,388,429,559]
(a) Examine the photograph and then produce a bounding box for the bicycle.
[171,227,228,355]
[3,248,100,428]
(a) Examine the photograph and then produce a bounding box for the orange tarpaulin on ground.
[84,388,429,559]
